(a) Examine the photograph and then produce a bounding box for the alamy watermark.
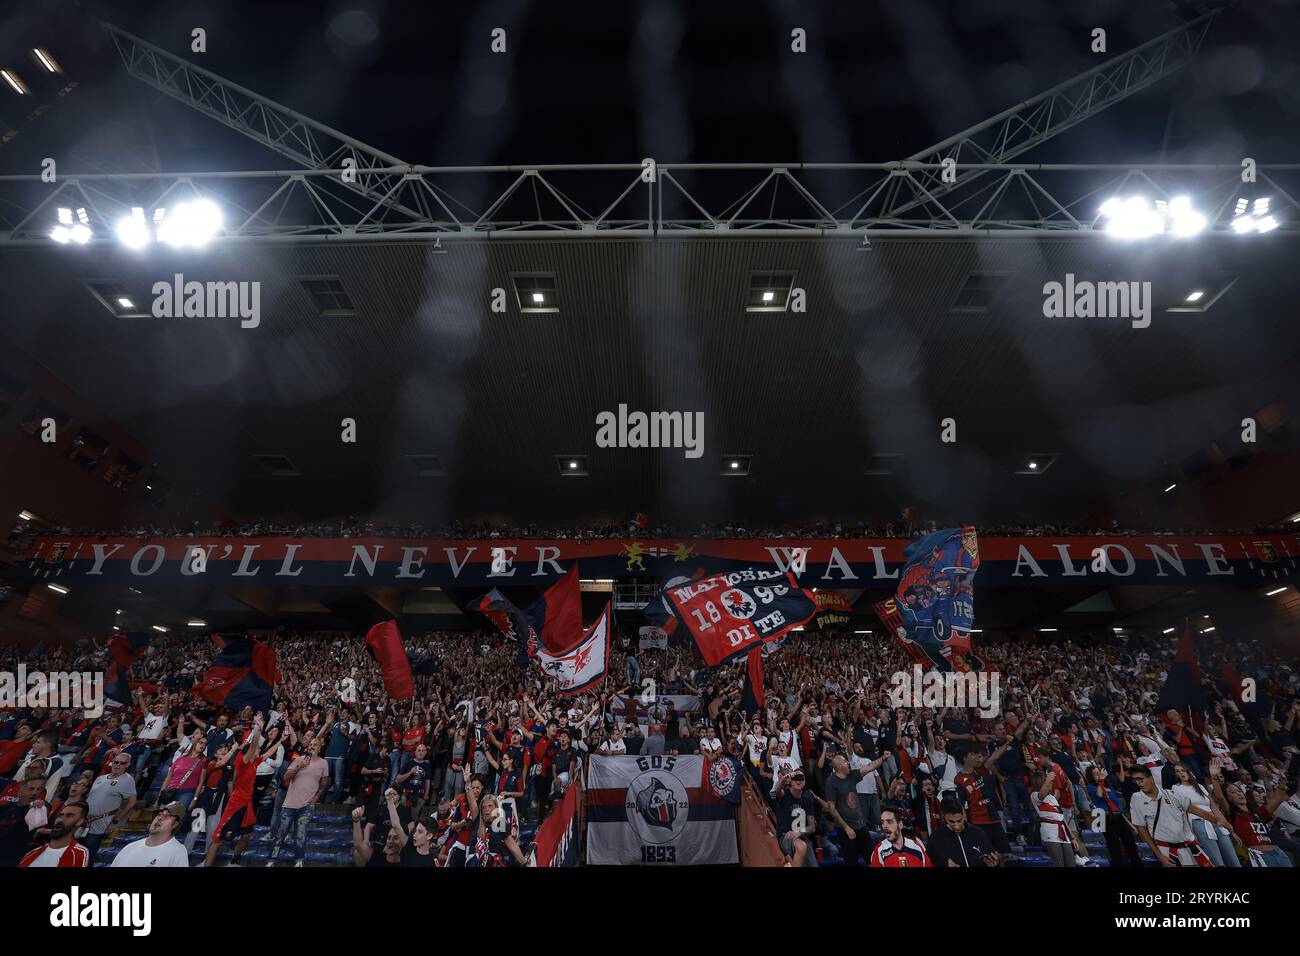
[50,887,151,936]
[1,665,103,718]
[151,273,261,328]
[1042,273,1151,329]
[887,666,1000,718]
[595,404,704,459]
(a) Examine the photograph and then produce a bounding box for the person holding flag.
[201,714,265,867]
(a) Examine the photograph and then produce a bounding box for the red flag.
[527,564,585,655]
[741,648,765,712]
[364,621,414,700]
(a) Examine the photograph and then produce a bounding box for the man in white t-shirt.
[1127,766,1216,867]
[111,802,190,867]
[85,753,139,864]
[598,727,627,755]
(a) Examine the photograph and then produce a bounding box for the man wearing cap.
[111,802,190,867]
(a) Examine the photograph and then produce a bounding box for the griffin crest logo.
[634,777,677,830]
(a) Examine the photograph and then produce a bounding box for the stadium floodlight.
[532,292,544,303]
[1039,628,1057,632]
[1162,627,1175,634]
[1,69,29,94]
[156,198,224,248]
[1164,196,1206,237]
[1099,196,1166,239]
[568,460,578,469]
[1185,290,1205,302]
[46,583,69,595]
[1201,626,1216,633]
[117,297,134,309]
[18,510,34,521]
[1266,587,1287,596]
[187,619,207,627]
[114,207,151,250]
[151,624,169,633]
[1230,195,1279,234]
[1163,483,1177,493]
[762,291,775,302]
[1099,195,1208,239]
[50,207,91,244]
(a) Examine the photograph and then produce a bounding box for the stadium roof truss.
[2,161,1296,243]
[3,5,1296,244]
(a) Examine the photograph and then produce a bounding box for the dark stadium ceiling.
[2,0,1300,527]
[5,235,1300,526]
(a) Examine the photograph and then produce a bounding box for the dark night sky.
[2,0,1299,173]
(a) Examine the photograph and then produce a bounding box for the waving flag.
[740,648,765,715]
[197,635,277,713]
[1157,625,1206,721]
[364,621,415,700]
[894,526,982,672]
[653,568,815,667]
[536,602,611,695]
[473,589,539,666]
[104,631,150,705]
[525,563,585,655]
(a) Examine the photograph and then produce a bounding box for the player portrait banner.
[586,755,738,865]
[653,568,817,666]
[638,625,668,650]
[536,602,611,696]
[895,526,981,671]
[20,533,1300,587]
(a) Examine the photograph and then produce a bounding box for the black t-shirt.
[775,790,819,838]
[366,850,400,868]
[400,840,437,867]
[0,802,35,867]
[552,746,579,778]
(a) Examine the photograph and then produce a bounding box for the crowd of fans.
[9,515,1296,549]
[1,626,1297,869]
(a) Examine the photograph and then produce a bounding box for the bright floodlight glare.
[1099,196,1165,239]
[1231,197,1279,234]
[1027,461,1038,469]
[1162,627,1175,634]
[1266,586,1287,596]
[532,292,544,303]
[117,297,134,309]
[762,290,775,302]
[47,583,69,594]
[568,461,577,469]
[730,460,739,469]
[50,206,91,244]
[156,198,223,248]
[18,510,34,520]
[1163,483,1177,493]
[1167,196,1206,237]
[151,624,169,633]
[114,207,151,250]
[1185,290,1205,302]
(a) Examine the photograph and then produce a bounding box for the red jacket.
[19,841,90,868]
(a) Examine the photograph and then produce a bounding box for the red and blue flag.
[197,634,278,713]
[104,631,150,705]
